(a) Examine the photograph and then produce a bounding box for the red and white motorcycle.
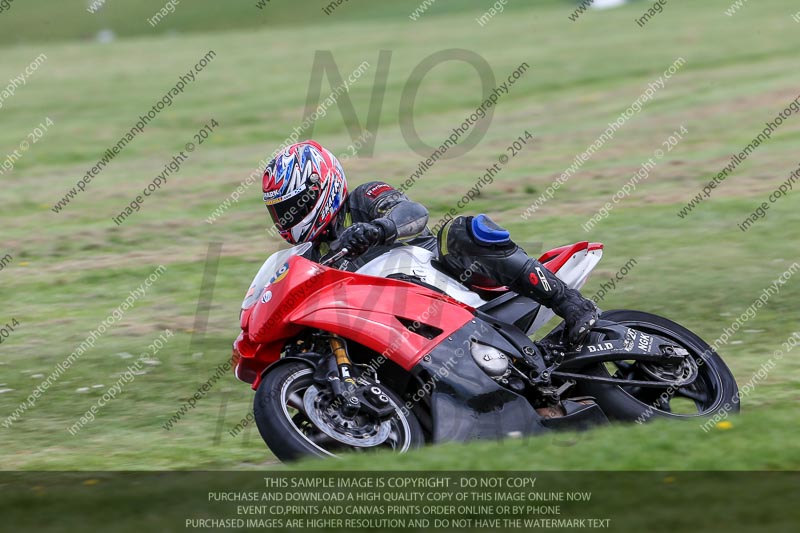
[233,238,738,460]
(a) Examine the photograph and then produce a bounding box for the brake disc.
[303,385,392,447]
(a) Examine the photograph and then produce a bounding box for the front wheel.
[575,310,739,422]
[253,361,424,461]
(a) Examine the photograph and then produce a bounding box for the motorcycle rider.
[261,140,598,345]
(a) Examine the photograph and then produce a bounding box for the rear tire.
[575,310,739,422]
[254,361,424,461]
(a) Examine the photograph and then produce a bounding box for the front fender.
[252,355,318,391]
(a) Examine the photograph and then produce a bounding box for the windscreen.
[241,242,313,310]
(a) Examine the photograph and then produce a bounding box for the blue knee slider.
[471,214,511,245]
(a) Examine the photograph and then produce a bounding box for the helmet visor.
[265,185,319,232]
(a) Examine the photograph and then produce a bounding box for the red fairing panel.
[233,331,284,384]
[540,241,589,273]
[289,279,474,371]
[538,242,604,270]
[247,260,335,344]
[233,255,475,386]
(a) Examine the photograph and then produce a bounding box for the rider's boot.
[438,214,598,346]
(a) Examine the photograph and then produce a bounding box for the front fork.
[323,335,394,419]
[328,336,361,415]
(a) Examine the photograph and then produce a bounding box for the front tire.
[254,361,424,461]
[575,310,739,422]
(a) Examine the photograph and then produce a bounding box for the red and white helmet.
[262,140,348,244]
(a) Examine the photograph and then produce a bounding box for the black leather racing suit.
[312,181,435,270]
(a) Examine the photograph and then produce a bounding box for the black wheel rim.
[599,320,725,418]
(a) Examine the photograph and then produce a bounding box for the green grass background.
[0,0,799,473]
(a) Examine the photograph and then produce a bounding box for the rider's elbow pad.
[385,201,429,241]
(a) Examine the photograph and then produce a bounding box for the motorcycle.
[233,238,739,461]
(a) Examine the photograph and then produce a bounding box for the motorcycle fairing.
[236,254,475,389]
[411,319,607,443]
[355,245,487,308]
[410,322,548,442]
[286,273,475,371]
[410,320,610,441]
[235,241,603,388]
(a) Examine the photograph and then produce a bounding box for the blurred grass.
[0,0,799,471]
[0,0,563,46]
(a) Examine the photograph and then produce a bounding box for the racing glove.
[337,218,397,258]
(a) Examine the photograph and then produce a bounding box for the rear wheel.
[253,361,424,461]
[575,310,739,422]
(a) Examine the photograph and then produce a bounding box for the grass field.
[1,0,799,474]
